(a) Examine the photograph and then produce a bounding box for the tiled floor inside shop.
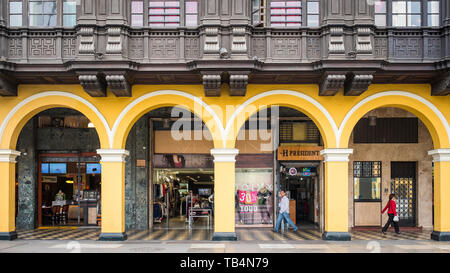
[15,227,431,241]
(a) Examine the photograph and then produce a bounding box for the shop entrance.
[391,162,417,227]
[147,109,215,230]
[152,168,214,229]
[14,107,102,230]
[38,153,102,227]
[279,163,319,228]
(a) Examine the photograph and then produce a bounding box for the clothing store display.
[153,203,162,219]
[257,188,271,205]
[258,188,272,224]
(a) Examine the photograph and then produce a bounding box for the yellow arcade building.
[0,0,450,242]
[1,83,450,241]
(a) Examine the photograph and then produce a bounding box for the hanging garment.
[153,203,162,219]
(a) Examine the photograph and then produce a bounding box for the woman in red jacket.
[381,193,400,234]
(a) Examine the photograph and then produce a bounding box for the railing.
[1,25,447,64]
[376,27,443,61]
[6,29,77,62]
[250,28,322,61]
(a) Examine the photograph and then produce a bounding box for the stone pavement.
[14,227,431,241]
[1,239,450,253]
[1,233,450,253]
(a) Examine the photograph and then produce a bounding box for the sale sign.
[238,190,257,204]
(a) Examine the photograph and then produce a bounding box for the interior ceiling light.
[369,115,377,126]
[88,122,95,128]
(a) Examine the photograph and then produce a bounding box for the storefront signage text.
[277,146,324,161]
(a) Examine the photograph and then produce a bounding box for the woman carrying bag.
[381,193,400,235]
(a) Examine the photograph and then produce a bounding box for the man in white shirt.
[273,190,298,233]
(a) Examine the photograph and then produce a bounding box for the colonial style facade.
[0,0,449,242]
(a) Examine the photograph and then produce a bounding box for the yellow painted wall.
[434,161,450,232]
[1,84,449,151]
[0,162,16,233]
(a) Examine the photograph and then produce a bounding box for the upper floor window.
[63,0,77,27]
[8,0,77,27]
[131,0,145,26]
[9,1,23,27]
[130,0,198,28]
[374,0,387,26]
[263,0,320,27]
[252,0,262,26]
[392,0,421,27]
[427,0,440,26]
[149,0,180,27]
[270,1,302,27]
[29,0,57,27]
[374,0,441,27]
[184,0,198,27]
[306,0,319,27]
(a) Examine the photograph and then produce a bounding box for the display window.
[235,169,274,226]
[353,161,382,201]
[38,153,101,227]
[152,168,214,229]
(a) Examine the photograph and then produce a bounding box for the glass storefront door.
[391,162,417,227]
[235,168,274,227]
[38,153,101,227]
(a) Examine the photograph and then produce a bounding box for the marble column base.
[431,231,450,241]
[0,231,18,241]
[322,231,351,241]
[99,232,127,241]
[212,232,237,241]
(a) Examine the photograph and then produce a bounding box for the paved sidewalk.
[1,239,450,253]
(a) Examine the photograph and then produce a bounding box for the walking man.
[273,190,298,232]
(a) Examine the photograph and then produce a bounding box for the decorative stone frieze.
[78,27,95,54]
[229,74,248,96]
[202,74,222,97]
[319,72,346,96]
[328,27,345,54]
[106,27,122,55]
[356,27,373,54]
[344,73,374,96]
[105,74,131,97]
[78,74,106,97]
[0,72,17,96]
[203,27,220,55]
[231,27,247,54]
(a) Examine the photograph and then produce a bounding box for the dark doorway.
[390,162,417,227]
[280,165,317,228]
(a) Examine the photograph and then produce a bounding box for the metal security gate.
[390,162,416,227]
